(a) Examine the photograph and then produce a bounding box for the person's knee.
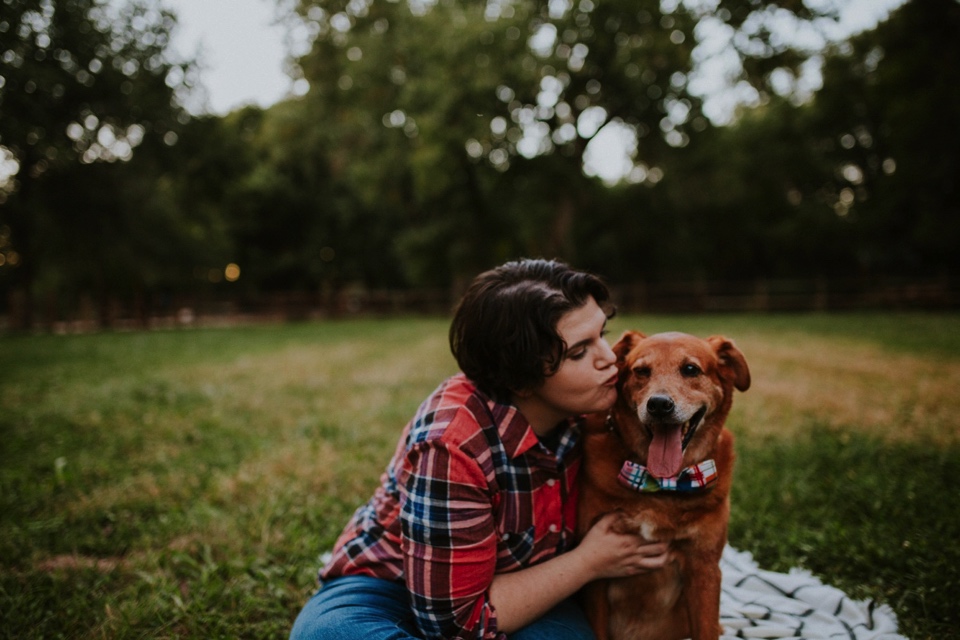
[290,577,419,640]
[290,598,345,640]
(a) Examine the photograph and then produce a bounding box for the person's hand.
[488,511,670,632]
[574,512,671,580]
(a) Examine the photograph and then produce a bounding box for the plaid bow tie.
[618,459,718,493]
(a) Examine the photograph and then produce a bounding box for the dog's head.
[611,331,750,479]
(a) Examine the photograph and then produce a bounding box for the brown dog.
[578,331,750,640]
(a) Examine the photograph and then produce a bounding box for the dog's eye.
[681,364,701,377]
[632,366,651,377]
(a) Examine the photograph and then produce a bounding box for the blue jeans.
[290,575,596,640]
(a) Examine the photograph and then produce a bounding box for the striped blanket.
[720,546,906,639]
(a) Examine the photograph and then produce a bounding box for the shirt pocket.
[496,525,537,569]
[492,486,536,569]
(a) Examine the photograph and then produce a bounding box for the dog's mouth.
[681,406,707,450]
[646,406,707,479]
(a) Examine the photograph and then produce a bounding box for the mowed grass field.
[2,313,958,639]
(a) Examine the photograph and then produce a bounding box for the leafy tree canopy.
[0,0,200,326]
[273,0,845,283]
[0,0,195,190]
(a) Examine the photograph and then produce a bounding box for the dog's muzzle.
[681,406,707,450]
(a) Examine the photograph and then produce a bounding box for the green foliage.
[0,0,202,326]
[1,314,959,637]
[625,0,960,282]
[804,0,960,275]
[283,0,844,284]
[2,0,957,326]
[0,0,191,170]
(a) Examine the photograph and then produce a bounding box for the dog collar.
[618,459,718,493]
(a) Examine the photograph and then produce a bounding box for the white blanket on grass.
[719,546,906,639]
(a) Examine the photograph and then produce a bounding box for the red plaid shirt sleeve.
[400,439,501,639]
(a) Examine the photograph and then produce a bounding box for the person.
[290,258,670,640]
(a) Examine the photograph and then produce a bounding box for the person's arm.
[487,511,670,633]
[399,440,502,639]
[400,438,670,639]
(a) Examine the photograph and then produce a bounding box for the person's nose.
[597,337,617,370]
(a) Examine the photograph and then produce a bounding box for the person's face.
[514,297,618,436]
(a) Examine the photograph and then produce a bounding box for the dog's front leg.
[684,562,723,640]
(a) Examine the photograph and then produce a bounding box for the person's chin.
[607,384,619,400]
[592,388,617,413]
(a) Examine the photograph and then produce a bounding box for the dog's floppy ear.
[612,330,645,363]
[707,336,751,392]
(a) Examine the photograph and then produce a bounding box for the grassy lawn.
[1,313,958,639]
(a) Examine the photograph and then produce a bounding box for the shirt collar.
[461,374,581,460]
[470,391,533,458]
[483,394,579,460]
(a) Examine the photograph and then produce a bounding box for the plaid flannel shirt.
[320,373,582,640]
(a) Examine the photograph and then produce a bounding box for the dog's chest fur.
[608,565,684,636]
[578,424,735,640]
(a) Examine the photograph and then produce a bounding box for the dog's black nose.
[647,395,675,416]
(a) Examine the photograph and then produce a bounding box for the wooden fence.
[3,276,958,333]
[611,277,959,313]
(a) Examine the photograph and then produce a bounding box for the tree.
[282,0,844,287]
[219,101,410,294]
[630,0,959,284]
[0,0,198,327]
[802,0,960,276]
[654,96,858,281]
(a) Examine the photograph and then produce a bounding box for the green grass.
[1,313,958,639]
[729,429,959,637]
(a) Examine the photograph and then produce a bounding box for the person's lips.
[602,372,618,387]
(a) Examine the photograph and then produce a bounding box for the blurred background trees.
[1,0,957,329]
[0,0,208,326]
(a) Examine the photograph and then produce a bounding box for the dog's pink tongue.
[648,425,684,478]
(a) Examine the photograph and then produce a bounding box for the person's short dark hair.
[449,258,614,402]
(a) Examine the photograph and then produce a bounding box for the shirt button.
[546,478,557,487]
[549,524,559,533]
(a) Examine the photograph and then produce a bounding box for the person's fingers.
[630,541,670,571]
[637,551,669,568]
[637,541,670,556]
